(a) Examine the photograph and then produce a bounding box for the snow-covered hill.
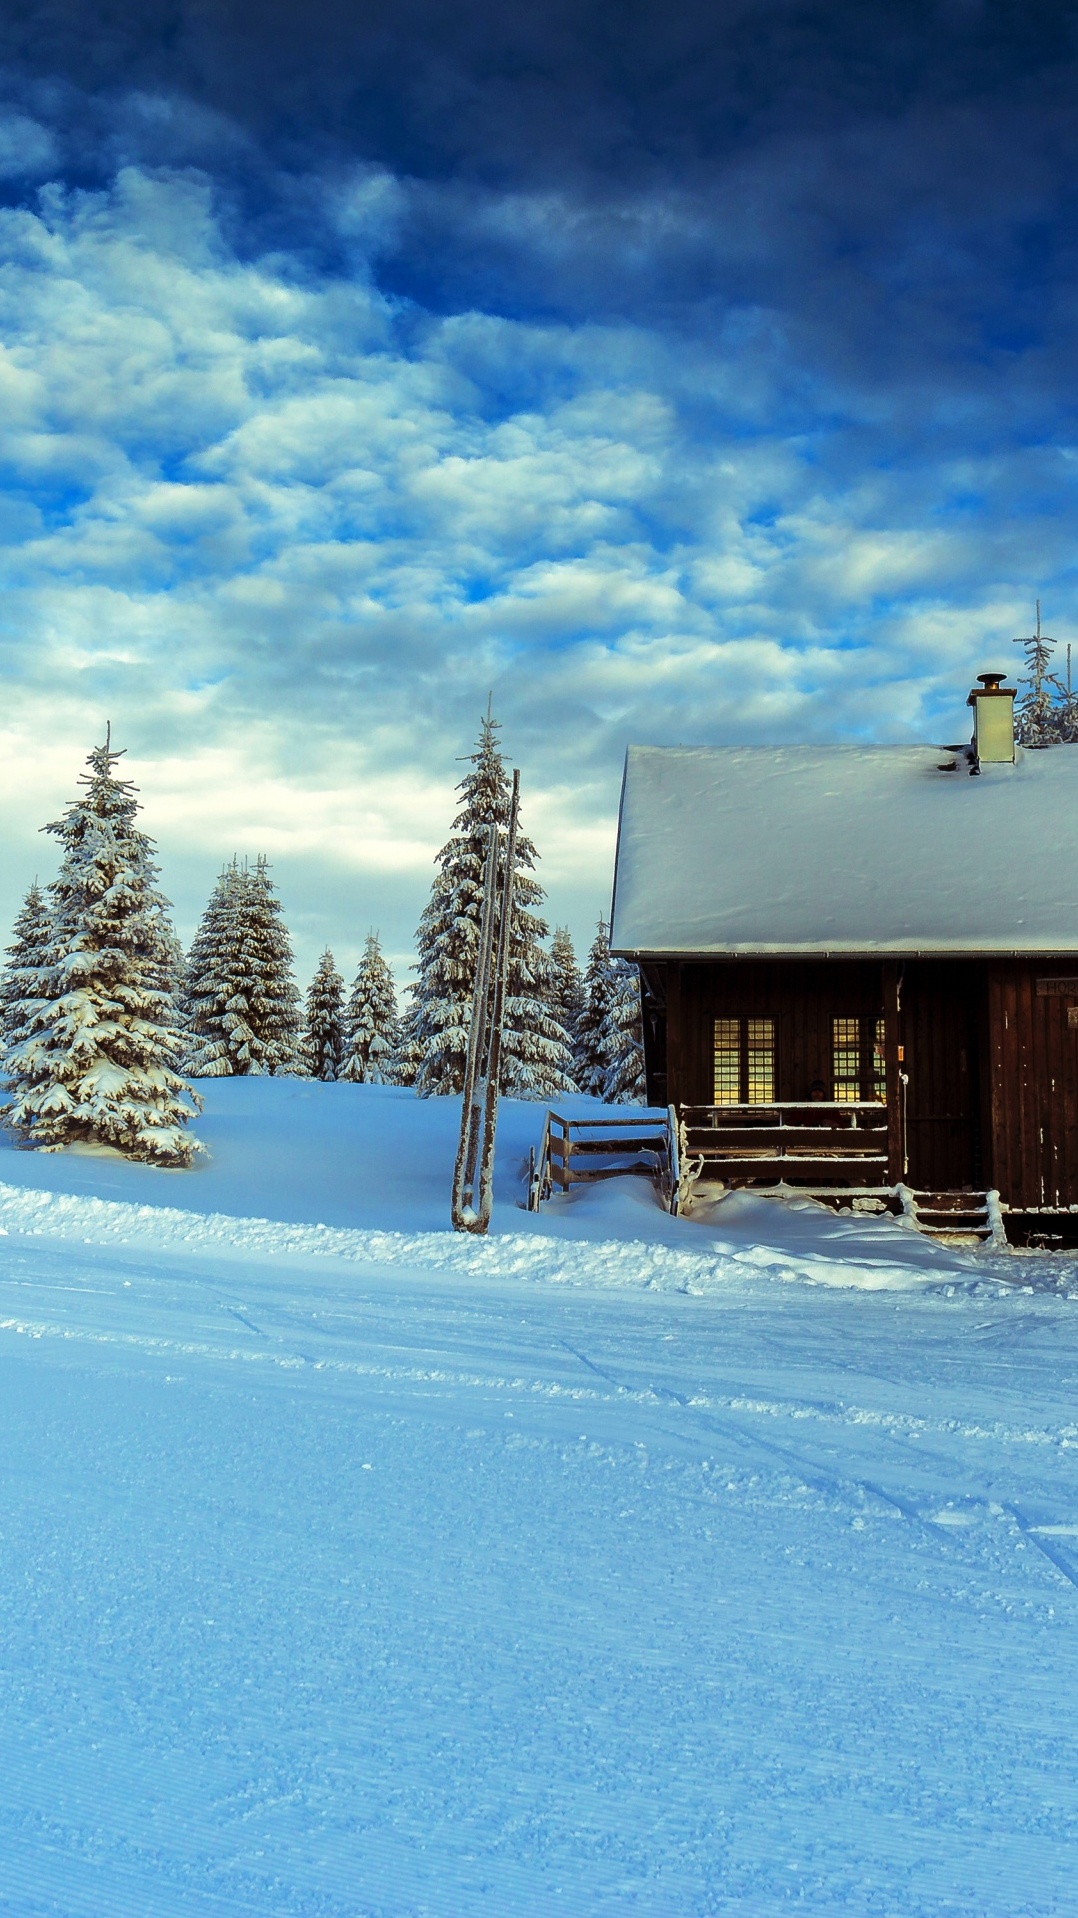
[0,1080,1076,1915]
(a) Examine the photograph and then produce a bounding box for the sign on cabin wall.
[1036,978,1078,996]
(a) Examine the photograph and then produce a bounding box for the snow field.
[0,1081,1076,1914]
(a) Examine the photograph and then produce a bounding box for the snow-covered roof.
[610,743,1078,957]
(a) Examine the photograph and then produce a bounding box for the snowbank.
[0,1077,992,1293]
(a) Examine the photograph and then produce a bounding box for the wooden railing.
[679,1101,890,1187]
[527,1109,675,1211]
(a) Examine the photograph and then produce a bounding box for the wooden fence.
[678,1100,889,1187]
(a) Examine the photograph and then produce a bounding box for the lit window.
[832,1015,887,1103]
[713,1018,741,1104]
[746,1018,776,1103]
[832,1016,860,1102]
[713,1016,776,1104]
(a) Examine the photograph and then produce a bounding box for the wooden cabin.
[609,676,1078,1237]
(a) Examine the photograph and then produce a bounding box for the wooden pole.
[451,822,500,1229]
[883,961,905,1184]
[475,770,520,1233]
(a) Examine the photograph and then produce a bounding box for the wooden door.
[901,963,983,1190]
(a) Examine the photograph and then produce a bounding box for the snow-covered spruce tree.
[548,926,584,1081]
[408,710,573,1097]
[574,918,617,1096]
[0,881,52,1081]
[4,737,201,1163]
[599,956,646,1103]
[305,949,345,1081]
[185,857,301,1076]
[181,861,240,1073]
[1010,603,1078,745]
[341,931,399,1083]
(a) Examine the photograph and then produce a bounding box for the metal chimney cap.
[967,671,1016,705]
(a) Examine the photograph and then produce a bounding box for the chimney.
[967,671,1016,765]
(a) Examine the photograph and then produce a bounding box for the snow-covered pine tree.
[408,710,573,1098]
[181,861,240,1074]
[185,857,301,1076]
[0,881,52,1080]
[341,931,399,1083]
[4,735,202,1164]
[1013,602,1067,746]
[549,926,584,1080]
[599,956,647,1104]
[574,918,617,1096]
[305,949,345,1081]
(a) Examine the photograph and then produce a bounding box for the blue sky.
[0,1,1076,984]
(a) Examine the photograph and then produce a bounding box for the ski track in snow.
[1,1093,1078,1913]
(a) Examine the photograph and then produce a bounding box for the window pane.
[713,1018,740,1104]
[873,1015,887,1103]
[833,1015,860,1102]
[746,1017,775,1104]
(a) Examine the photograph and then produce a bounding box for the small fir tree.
[407,710,573,1097]
[185,857,301,1076]
[549,926,584,1081]
[342,932,399,1083]
[0,881,52,1078]
[574,918,617,1096]
[305,949,345,1081]
[1012,602,1075,745]
[599,957,646,1103]
[5,736,201,1163]
[182,862,241,1073]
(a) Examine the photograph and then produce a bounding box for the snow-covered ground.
[0,1081,1076,1915]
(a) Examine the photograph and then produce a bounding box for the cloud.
[0,43,1075,977]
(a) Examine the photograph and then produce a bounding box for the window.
[832,1015,887,1103]
[832,1017,861,1103]
[713,1018,741,1103]
[871,1016,886,1103]
[713,1016,776,1104]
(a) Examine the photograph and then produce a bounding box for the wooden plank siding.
[899,962,984,1192]
[672,960,887,1106]
[988,962,1078,1206]
[638,955,1078,1205]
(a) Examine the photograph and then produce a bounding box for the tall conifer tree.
[341,932,399,1083]
[0,881,52,1075]
[305,949,345,1081]
[574,918,616,1097]
[405,711,572,1097]
[5,736,201,1163]
[185,858,301,1075]
[549,926,584,1085]
[599,957,646,1103]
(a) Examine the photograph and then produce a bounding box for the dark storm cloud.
[5,0,1077,180]
[4,2,1078,345]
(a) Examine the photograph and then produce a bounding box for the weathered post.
[451,770,520,1233]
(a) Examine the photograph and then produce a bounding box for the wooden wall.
[663,959,885,1106]
[642,954,1078,1203]
[988,962,1078,1207]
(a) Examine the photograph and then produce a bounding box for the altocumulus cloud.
[0,46,1076,970]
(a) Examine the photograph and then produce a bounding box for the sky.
[0,1,1077,987]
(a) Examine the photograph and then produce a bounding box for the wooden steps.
[527,1109,679,1212]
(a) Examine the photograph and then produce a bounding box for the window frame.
[713,1015,777,1105]
[831,1013,887,1104]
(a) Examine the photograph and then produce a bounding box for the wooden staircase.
[527,1108,682,1213]
[897,1187,1007,1247]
